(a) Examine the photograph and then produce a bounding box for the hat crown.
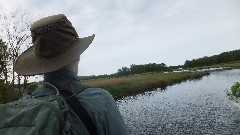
[30,14,79,59]
[31,14,65,28]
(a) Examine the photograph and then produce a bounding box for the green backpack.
[0,82,69,135]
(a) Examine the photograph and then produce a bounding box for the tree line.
[81,49,240,80]
[184,49,240,68]
[117,63,169,76]
[80,63,174,80]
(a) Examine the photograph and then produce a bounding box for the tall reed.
[83,72,208,99]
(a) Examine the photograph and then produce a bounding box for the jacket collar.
[44,68,80,84]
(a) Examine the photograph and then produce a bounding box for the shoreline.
[83,72,210,100]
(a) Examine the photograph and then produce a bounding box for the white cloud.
[1,0,240,76]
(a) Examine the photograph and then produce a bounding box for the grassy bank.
[83,72,209,99]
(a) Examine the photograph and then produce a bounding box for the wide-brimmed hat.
[14,14,95,75]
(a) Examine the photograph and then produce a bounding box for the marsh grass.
[83,72,208,99]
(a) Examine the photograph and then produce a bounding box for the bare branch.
[0,6,34,85]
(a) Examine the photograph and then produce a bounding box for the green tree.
[184,49,240,68]
[0,39,8,81]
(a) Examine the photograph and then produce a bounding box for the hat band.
[31,17,68,35]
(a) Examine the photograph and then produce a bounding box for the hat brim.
[15,34,95,75]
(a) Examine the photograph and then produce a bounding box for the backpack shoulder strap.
[52,83,98,135]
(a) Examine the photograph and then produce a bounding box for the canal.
[117,69,240,135]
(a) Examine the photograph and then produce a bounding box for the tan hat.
[14,14,95,75]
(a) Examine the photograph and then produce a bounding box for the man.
[14,14,129,135]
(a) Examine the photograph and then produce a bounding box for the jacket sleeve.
[101,90,130,135]
[77,88,130,135]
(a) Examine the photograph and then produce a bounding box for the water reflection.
[117,69,240,135]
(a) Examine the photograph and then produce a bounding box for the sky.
[0,0,240,76]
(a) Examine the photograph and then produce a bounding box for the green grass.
[83,72,209,99]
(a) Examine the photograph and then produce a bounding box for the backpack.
[0,82,96,135]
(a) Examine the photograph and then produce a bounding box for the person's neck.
[44,68,79,82]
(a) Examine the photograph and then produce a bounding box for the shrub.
[228,82,240,100]
[0,80,7,104]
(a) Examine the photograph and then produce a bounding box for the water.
[117,69,240,135]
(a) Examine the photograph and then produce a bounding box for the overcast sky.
[1,0,240,76]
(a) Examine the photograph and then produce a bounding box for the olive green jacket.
[33,69,129,135]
